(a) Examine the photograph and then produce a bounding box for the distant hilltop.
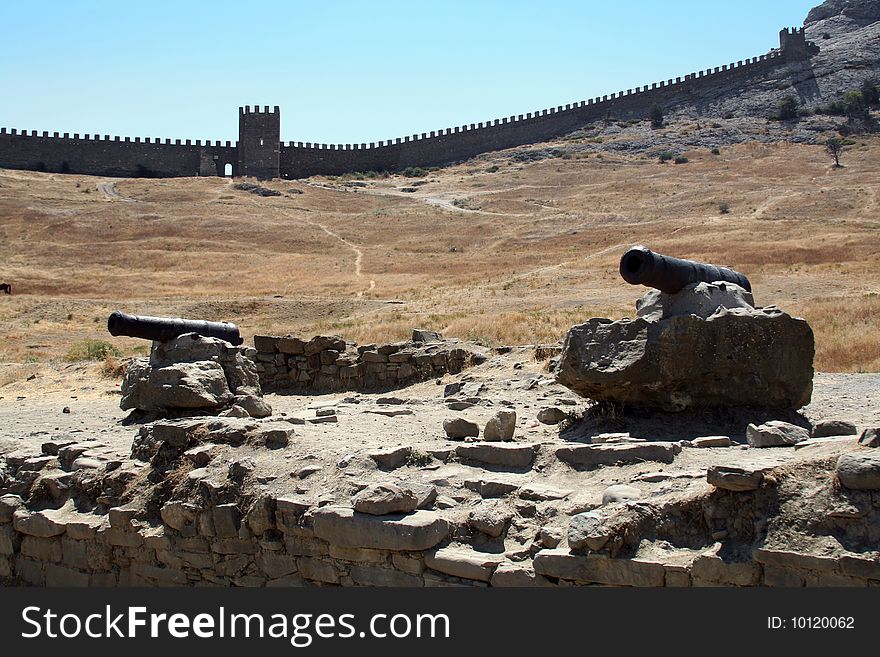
[1,4,876,180]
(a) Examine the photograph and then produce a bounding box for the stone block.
[61,537,88,569]
[253,335,281,352]
[329,545,390,563]
[283,535,330,557]
[556,442,678,469]
[45,563,90,587]
[212,504,241,538]
[0,495,24,523]
[762,565,805,587]
[13,509,67,537]
[312,507,450,551]
[21,536,62,562]
[258,553,299,579]
[391,553,424,575]
[425,546,505,582]
[100,527,144,548]
[490,561,554,587]
[15,556,44,585]
[349,564,423,587]
[455,443,538,468]
[0,525,17,556]
[753,548,839,573]
[691,551,762,586]
[706,465,766,491]
[297,557,340,584]
[533,549,666,586]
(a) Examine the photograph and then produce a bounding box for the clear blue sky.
[0,1,818,144]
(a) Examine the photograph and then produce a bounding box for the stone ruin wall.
[3,480,878,588]
[251,334,487,393]
[0,29,811,179]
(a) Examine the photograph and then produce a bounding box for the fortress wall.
[278,52,784,178]
[0,48,788,180]
[0,131,238,178]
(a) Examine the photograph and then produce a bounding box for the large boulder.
[555,283,814,411]
[120,360,233,411]
[120,333,267,416]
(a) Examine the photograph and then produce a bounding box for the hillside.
[1,124,878,376]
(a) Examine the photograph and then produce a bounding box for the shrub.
[65,340,123,362]
[101,355,125,378]
[710,147,720,155]
[826,137,844,167]
[485,165,499,173]
[719,202,730,214]
[842,90,868,119]
[402,166,427,178]
[405,451,433,467]
[674,156,689,164]
[658,152,674,163]
[649,104,664,128]
[861,78,880,107]
[777,95,799,120]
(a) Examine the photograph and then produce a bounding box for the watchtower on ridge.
[237,105,280,180]
[779,27,820,61]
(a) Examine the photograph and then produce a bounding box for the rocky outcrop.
[806,0,880,26]
[555,282,814,411]
[120,333,269,418]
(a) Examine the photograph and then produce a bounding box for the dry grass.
[1,135,879,375]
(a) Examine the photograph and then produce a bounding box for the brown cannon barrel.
[619,245,751,294]
[107,311,243,345]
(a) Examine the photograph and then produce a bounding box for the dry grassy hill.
[1,122,878,376]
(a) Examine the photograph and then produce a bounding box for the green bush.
[649,104,664,128]
[658,152,674,163]
[861,79,880,107]
[402,167,427,178]
[777,95,799,120]
[842,90,868,119]
[65,340,123,362]
[674,156,689,164]
[719,202,730,214]
[710,147,720,155]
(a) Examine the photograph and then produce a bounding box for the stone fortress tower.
[779,27,821,61]
[237,105,280,180]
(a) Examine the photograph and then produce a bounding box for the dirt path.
[248,198,376,296]
[97,180,138,202]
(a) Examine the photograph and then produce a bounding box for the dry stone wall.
[3,481,879,588]
[252,334,488,393]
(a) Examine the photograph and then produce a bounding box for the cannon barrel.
[107,311,243,346]
[619,245,751,294]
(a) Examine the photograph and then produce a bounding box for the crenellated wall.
[0,129,237,178]
[0,28,817,180]
[277,50,788,177]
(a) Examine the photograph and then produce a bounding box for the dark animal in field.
[0,283,10,294]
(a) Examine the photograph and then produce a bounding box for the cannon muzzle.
[619,245,751,294]
[107,311,243,346]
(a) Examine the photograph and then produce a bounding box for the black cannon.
[107,311,243,346]
[619,245,751,294]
